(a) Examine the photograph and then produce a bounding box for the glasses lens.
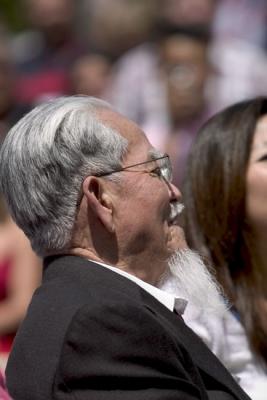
[159,156,172,182]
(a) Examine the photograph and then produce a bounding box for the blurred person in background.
[109,24,214,187]
[0,31,32,142]
[12,0,86,105]
[180,97,267,399]
[83,0,157,61]
[70,53,112,99]
[108,0,267,185]
[159,25,213,186]
[0,195,41,370]
[150,0,267,107]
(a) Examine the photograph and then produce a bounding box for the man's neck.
[68,246,166,286]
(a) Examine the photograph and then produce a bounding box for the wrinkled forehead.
[96,108,153,163]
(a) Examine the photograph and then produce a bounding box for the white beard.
[159,248,228,318]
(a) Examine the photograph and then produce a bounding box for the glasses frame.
[94,154,172,181]
[76,154,172,207]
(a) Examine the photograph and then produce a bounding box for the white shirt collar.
[89,259,187,315]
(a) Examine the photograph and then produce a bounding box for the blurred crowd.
[1,0,267,185]
[0,0,267,383]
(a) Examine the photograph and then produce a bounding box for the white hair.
[0,96,128,256]
[160,249,228,317]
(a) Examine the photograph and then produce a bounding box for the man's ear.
[82,176,115,233]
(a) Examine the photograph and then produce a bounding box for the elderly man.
[0,96,250,400]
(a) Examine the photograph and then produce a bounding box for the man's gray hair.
[0,96,128,256]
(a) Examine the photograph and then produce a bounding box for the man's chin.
[167,224,188,253]
[159,248,228,318]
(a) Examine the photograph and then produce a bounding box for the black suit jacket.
[6,256,251,400]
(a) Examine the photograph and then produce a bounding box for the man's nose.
[168,182,182,202]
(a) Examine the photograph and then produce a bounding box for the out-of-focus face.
[160,35,209,123]
[71,55,111,98]
[87,0,156,58]
[26,0,73,31]
[246,115,267,233]
[97,109,185,283]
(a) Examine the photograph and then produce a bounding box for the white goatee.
[159,248,228,317]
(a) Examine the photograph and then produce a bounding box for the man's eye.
[150,167,162,177]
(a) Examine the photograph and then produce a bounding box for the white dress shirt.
[183,298,267,400]
[89,259,187,315]
[160,271,267,399]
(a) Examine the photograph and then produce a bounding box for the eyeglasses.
[95,154,173,183]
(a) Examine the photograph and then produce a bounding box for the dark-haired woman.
[182,97,267,399]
